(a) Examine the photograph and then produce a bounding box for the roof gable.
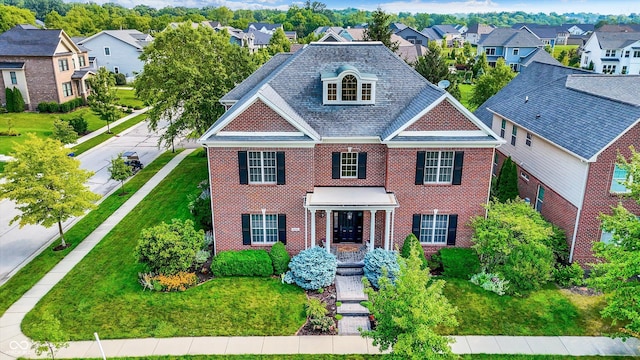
[219,99,301,133]
[479,28,543,48]
[79,30,152,50]
[0,25,64,57]
[405,100,485,132]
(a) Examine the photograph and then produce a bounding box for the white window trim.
[251,211,278,244]
[525,132,532,146]
[248,151,277,184]
[9,71,17,85]
[104,47,111,56]
[424,151,454,184]
[500,119,506,138]
[322,69,377,105]
[520,171,530,181]
[340,151,358,179]
[114,66,119,74]
[419,211,449,244]
[62,81,73,97]
[513,48,519,55]
[535,185,544,212]
[610,164,631,194]
[511,125,517,146]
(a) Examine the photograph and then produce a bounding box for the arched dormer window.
[321,65,377,105]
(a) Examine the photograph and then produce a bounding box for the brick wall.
[0,56,58,110]
[573,125,640,265]
[405,100,480,132]
[314,144,387,186]
[223,100,300,132]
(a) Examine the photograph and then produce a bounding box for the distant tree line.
[0,0,638,37]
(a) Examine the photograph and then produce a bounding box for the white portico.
[304,187,399,252]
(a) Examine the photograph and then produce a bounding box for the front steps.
[335,275,370,335]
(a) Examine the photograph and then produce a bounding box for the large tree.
[0,134,100,248]
[414,41,461,100]
[362,244,458,359]
[362,7,398,52]
[86,67,119,134]
[588,147,640,338]
[0,4,36,33]
[267,27,291,55]
[135,24,256,145]
[494,156,519,202]
[469,58,515,108]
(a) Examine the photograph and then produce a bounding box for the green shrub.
[114,73,126,85]
[363,248,399,289]
[211,249,273,277]
[67,115,88,135]
[47,102,59,113]
[305,298,328,319]
[189,195,212,230]
[428,251,443,272]
[136,219,205,275]
[400,233,428,269]
[269,241,290,275]
[310,316,335,332]
[37,102,48,113]
[283,247,337,290]
[5,88,14,112]
[548,226,569,264]
[194,249,210,267]
[12,87,24,112]
[59,101,71,113]
[440,248,480,279]
[553,262,584,288]
[470,271,509,295]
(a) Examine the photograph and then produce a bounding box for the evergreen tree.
[400,233,428,270]
[414,41,450,85]
[51,119,78,145]
[362,7,398,52]
[12,87,25,112]
[494,156,519,202]
[5,87,14,112]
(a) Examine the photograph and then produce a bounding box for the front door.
[333,211,363,243]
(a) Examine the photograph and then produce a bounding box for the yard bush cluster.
[269,241,290,275]
[471,199,569,295]
[363,248,399,289]
[210,249,273,277]
[283,246,337,290]
[37,98,85,113]
[470,271,509,295]
[400,233,428,269]
[553,262,585,288]
[113,73,127,86]
[188,181,212,230]
[440,248,481,279]
[305,298,335,333]
[66,115,88,135]
[138,271,198,292]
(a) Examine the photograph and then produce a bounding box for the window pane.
[341,152,358,178]
[327,83,337,101]
[610,164,629,193]
[433,215,448,243]
[438,151,454,182]
[248,151,263,183]
[361,83,371,101]
[248,151,276,184]
[265,214,278,243]
[342,75,357,101]
[420,215,433,243]
[251,214,264,243]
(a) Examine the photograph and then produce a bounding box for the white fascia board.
[587,117,640,162]
[217,131,305,137]
[399,130,489,137]
[200,141,317,148]
[383,140,502,148]
[321,136,381,144]
[383,93,446,141]
[487,108,593,163]
[199,97,259,142]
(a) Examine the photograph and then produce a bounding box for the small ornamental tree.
[108,153,133,195]
[494,156,519,202]
[12,87,25,112]
[29,312,69,360]
[469,57,515,108]
[400,233,428,269]
[87,67,119,133]
[362,243,458,359]
[136,219,205,275]
[269,241,291,275]
[51,119,78,145]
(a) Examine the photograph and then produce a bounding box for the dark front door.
[333,211,363,243]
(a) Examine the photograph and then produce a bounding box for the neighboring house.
[474,61,640,265]
[565,24,595,35]
[477,28,560,71]
[390,22,408,33]
[284,31,297,42]
[247,22,283,35]
[580,31,640,74]
[247,29,272,51]
[429,24,463,47]
[597,24,640,33]
[395,26,431,45]
[464,24,495,45]
[420,27,443,43]
[168,21,256,53]
[198,42,503,257]
[77,30,152,80]
[0,24,92,111]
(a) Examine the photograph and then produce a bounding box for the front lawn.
[23,151,307,340]
[444,278,615,336]
[0,108,105,154]
[115,88,145,109]
[0,151,180,316]
[72,112,148,156]
[458,84,475,111]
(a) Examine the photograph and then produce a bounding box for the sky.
[75,0,640,15]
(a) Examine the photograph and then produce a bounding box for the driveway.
[0,120,170,283]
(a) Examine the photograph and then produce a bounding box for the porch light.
[347,212,353,220]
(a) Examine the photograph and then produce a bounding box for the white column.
[384,209,391,251]
[325,210,331,253]
[310,209,316,248]
[369,210,377,252]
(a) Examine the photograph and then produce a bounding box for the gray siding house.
[78,30,152,81]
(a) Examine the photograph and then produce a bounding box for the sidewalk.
[65,106,150,148]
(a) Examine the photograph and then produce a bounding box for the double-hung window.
[251,214,278,244]
[62,82,73,97]
[500,119,506,138]
[526,132,532,146]
[535,185,545,212]
[511,125,518,146]
[605,49,616,57]
[9,71,17,85]
[78,55,86,67]
[340,152,358,178]
[419,214,449,244]
[58,59,69,71]
[248,151,276,184]
[424,151,454,183]
[485,47,496,55]
[104,47,111,56]
[610,164,630,193]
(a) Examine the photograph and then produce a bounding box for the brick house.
[0,25,92,111]
[475,61,640,265]
[199,42,503,256]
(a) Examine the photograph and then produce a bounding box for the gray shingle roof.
[0,25,62,57]
[420,28,442,41]
[593,32,640,49]
[0,62,25,69]
[79,30,152,50]
[208,43,450,139]
[248,29,272,46]
[520,47,562,67]
[479,28,543,48]
[474,61,640,161]
[220,52,293,103]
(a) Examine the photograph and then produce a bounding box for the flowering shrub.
[283,247,337,290]
[138,271,198,292]
[470,271,509,296]
[363,248,399,289]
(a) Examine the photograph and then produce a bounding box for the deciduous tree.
[588,146,640,338]
[268,27,291,55]
[51,119,78,145]
[30,312,69,360]
[0,4,36,33]
[0,134,100,248]
[362,244,458,359]
[469,57,515,108]
[108,153,132,195]
[86,67,119,134]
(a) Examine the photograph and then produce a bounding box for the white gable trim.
[384,141,502,148]
[399,130,489,137]
[587,117,640,162]
[383,93,446,141]
[201,141,317,148]
[321,136,381,144]
[217,131,305,137]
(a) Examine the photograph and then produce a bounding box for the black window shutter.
[452,151,464,185]
[412,214,421,238]
[357,152,367,179]
[447,214,458,246]
[238,151,248,185]
[332,152,340,179]
[242,214,251,245]
[276,152,285,185]
[278,214,287,245]
[415,151,426,185]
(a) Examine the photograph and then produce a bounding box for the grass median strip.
[73,112,149,156]
[0,150,180,316]
[23,151,307,340]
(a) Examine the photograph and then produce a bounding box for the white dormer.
[321,65,377,105]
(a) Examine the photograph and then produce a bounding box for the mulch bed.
[296,284,338,335]
[566,286,602,296]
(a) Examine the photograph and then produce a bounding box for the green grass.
[115,88,145,109]
[459,84,475,111]
[72,113,148,156]
[0,151,180,316]
[444,278,615,336]
[0,108,105,154]
[0,161,5,173]
[23,151,307,340]
[553,45,579,59]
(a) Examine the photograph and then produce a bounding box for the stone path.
[335,269,370,335]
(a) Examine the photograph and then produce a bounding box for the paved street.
[0,114,169,283]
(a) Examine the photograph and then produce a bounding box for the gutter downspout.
[205,146,217,256]
[569,162,590,263]
[486,147,497,218]
[303,196,308,250]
